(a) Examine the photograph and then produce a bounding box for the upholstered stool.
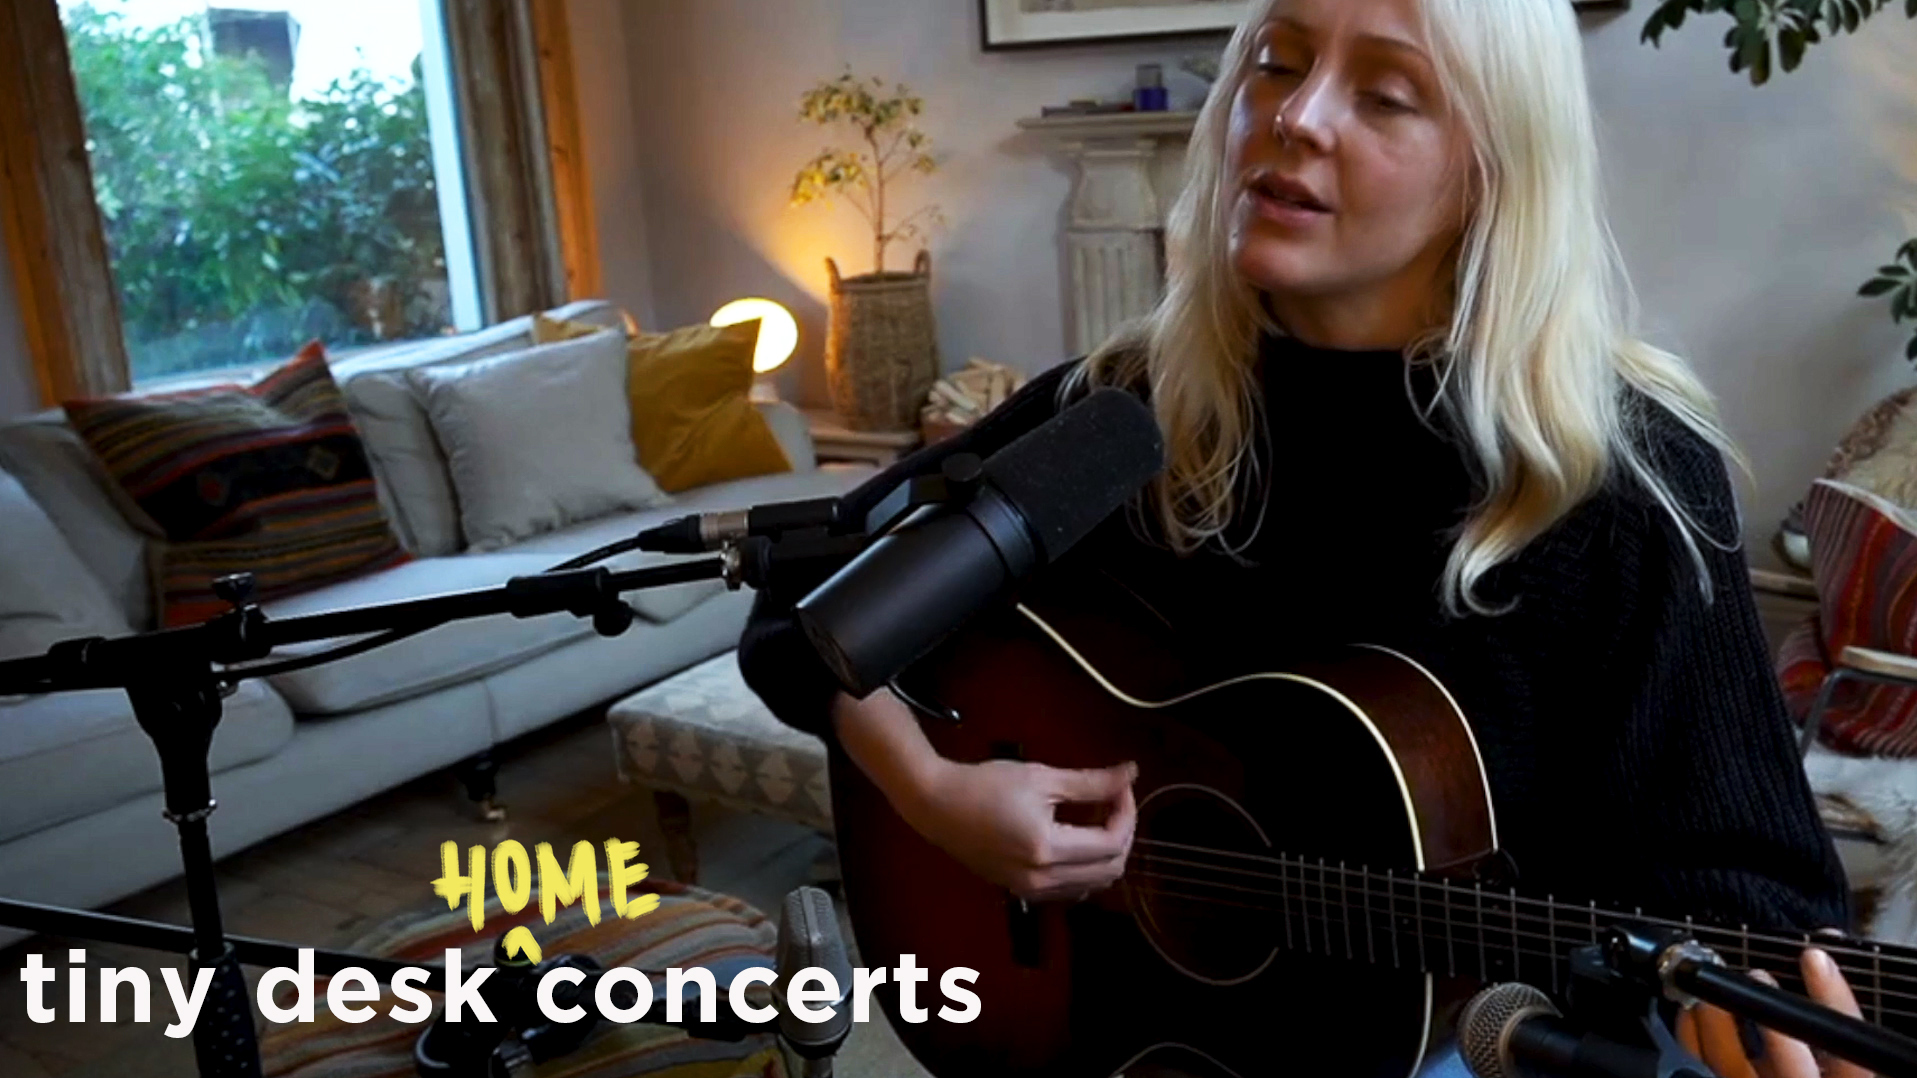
[259,878,787,1077]
[608,652,831,884]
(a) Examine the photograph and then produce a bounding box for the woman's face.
[1226,0,1471,311]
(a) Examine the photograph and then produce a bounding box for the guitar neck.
[1137,848,1917,1036]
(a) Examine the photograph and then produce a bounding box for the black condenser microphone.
[795,387,1164,697]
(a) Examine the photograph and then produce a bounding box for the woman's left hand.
[1674,946,1871,1078]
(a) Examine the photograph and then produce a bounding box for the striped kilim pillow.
[1782,478,1917,757]
[64,342,409,627]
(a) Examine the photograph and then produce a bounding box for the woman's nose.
[1276,77,1338,152]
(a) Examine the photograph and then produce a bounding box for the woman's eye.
[1364,91,1414,113]
[1257,61,1300,77]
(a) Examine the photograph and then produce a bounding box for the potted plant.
[792,71,945,432]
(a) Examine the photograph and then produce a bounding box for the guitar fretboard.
[1128,839,1917,1035]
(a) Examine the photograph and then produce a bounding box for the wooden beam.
[0,0,129,403]
[531,0,604,303]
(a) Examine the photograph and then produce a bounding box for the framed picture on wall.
[979,0,1629,50]
[980,0,1252,50]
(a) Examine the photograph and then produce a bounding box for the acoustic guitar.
[829,573,1917,1078]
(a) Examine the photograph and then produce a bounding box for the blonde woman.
[742,0,1857,1073]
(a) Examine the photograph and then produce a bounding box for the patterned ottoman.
[609,652,831,883]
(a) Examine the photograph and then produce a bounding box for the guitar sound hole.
[1128,784,1279,986]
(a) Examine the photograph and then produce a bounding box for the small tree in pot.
[792,72,945,431]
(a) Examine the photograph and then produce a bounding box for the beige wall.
[618,0,1201,406]
[567,0,658,330]
[618,1,1917,560]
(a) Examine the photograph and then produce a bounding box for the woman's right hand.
[831,688,1138,902]
[905,755,1138,901]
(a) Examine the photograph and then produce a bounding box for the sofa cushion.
[0,468,131,662]
[260,554,601,715]
[0,417,156,629]
[496,465,877,623]
[533,315,792,493]
[63,343,411,626]
[410,331,670,551]
[0,678,294,844]
[336,301,625,557]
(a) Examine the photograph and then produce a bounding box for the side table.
[802,408,921,467]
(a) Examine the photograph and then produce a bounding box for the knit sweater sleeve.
[736,359,1084,739]
[1566,406,1850,933]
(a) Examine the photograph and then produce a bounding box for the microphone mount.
[1465,923,1917,1078]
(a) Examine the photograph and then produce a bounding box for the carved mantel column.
[1017,110,1198,355]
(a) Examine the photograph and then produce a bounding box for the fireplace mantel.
[1017,110,1199,354]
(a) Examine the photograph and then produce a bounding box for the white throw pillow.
[0,468,132,665]
[409,329,669,551]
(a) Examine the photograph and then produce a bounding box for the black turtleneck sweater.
[738,335,1850,933]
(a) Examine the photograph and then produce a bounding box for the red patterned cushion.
[1786,479,1917,756]
[64,343,409,627]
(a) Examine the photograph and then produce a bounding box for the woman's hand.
[1674,946,1871,1078]
[905,755,1137,901]
[831,688,1138,902]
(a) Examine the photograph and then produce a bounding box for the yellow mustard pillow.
[533,314,791,493]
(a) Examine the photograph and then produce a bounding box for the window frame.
[0,0,599,403]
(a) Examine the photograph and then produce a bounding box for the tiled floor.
[0,712,929,1077]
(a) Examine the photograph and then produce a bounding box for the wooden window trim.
[531,0,604,303]
[0,0,130,404]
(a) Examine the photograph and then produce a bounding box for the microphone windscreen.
[1458,982,1558,1078]
[981,387,1164,564]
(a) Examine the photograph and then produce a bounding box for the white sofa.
[0,300,872,942]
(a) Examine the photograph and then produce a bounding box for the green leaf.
[1780,28,1808,69]
[1906,333,1917,362]
[1882,264,1915,277]
[1861,278,1901,296]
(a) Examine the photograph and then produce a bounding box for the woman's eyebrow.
[1268,14,1431,64]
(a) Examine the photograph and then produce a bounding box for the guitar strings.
[1131,837,1917,979]
[1120,861,1917,1020]
[1118,868,1917,1022]
[1122,844,1917,1005]
[1127,843,1917,993]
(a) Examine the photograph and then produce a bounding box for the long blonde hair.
[1071,0,1739,614]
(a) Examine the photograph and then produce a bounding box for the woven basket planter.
[825,250,940,432]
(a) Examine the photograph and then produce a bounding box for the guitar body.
[832,577,1503,1078]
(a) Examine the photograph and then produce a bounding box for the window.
[58,0,482,381]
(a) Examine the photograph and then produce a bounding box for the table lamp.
[710,299,798,401]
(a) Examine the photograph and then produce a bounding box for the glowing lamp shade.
[710,299,799,375]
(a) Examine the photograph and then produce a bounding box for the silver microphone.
[1459,982,1561,1078]
[775,886,854,1077]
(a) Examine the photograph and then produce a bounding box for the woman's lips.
[1245,171,1333,227]
[1248,185,1334,227]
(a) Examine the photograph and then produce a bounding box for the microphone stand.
[0,553,751,1078]
[1503,925,1917,1078]
[1601,925,1917,1078]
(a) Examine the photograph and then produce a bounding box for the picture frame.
[980,0,1251,51]
[978,0,1630,51]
